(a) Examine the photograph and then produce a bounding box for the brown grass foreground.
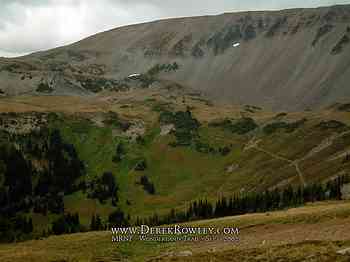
[1,201,350,261]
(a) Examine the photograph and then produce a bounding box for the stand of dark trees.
[160,109,200,146]
[90,214,104,231]
[89,209,130,231]
[0,215,33,243]
[159,110,234,156]
[137,174,350,226]
[209,117,258,135]
[64,174,350,235]
[88,171,119,205]
[0,128,86,242]
[112,142,126,163]
[51,213,82,235]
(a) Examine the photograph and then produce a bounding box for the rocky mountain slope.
[1,5,350,110]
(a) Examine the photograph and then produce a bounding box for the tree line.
[136,174,350,226]
[30,174,350,241]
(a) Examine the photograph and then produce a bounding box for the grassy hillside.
[1,90,350,248]
[1,201,350,261]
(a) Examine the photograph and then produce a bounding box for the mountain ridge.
[1,4,350,110]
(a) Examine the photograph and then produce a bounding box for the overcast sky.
[0,0,349,57]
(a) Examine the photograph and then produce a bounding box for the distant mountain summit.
[1,4,350,110]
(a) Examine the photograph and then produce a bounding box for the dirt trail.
[300,130,350,162]
[244,130,350,188]
[244,137,306,187]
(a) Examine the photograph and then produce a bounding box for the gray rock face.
[1,5,350,110]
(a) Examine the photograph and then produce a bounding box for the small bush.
[331,35,350,55]
[36,82,53,93]
[230,118,258,135]
[112,143,126,163]
[317,120,347,130]
[275,112,287,118]
[191,43,205,58]
[209,117,258,135]
[103,112,131,131]
[152,102,172,112]
[139,176,155,195]
[337,103,350,112]
[263,119,306,134]
[134,159,147,171]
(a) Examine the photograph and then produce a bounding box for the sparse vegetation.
[151,102,172,112]
[317,120,347,130]
[191,42,205,58]
[194,141,231,156]
[138,175,155,195]
[170,34,192,56]
[263,119,307,134]
[103,111,131,131]
[76,76,127,93]
[312,24,334,46]
[266,17,287,37]
[244,105,262,113]
[147,62,179,76]
[331,34,350,55]
[243,24,256,40]
[112,142,126,163]
[337,103,350,112]
[36,82,53,93]
[134,159,147,171]
[66,50,87,62]
[275,112,288,118]
[210,117,258,135]
[207,25,242,55]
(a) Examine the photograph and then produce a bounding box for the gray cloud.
[0,0,349,57]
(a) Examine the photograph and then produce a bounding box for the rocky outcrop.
[1,5,350,110]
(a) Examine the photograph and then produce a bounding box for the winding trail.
[244,137,306,187]
[244,130,350,188]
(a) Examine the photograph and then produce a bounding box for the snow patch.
[128,73,141,78]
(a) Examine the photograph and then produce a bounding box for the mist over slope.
[1,4,350,110]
